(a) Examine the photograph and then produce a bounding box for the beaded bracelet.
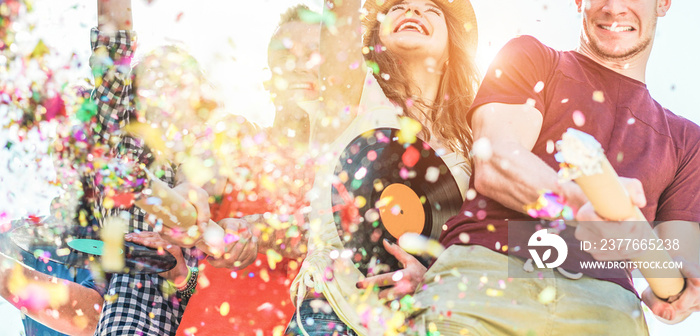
[175,267,198,299]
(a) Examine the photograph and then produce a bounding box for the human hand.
[125,231,189,284]
[172,182,212,232]
[642,257,700,324]
[206,218,258,270]
[574,177,648,260]
[148,182,211,248]
[355,239,427,301]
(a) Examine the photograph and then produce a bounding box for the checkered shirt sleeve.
[90,28,199,336]
[89,27,136,135]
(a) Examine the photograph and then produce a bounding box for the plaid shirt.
[90,27,197,336]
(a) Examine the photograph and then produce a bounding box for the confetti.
[538,286,557,304]
[592,90,605,103]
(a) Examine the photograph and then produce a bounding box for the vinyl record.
[10,221,177,274]
[332,128,463,275]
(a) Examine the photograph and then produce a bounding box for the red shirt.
[176,189,300,336]
[177,144,313,335]
[441,36,700,294]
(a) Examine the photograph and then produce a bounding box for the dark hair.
[365,6,479,170]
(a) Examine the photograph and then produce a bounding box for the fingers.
[357,272,396,289]
[172,182,212,229]
[642,286,673,320]
[574,202,602,222]
[673,258,700,313]
[620,177,647,208]
[378,280,415,300]
[125,231,180,256]
[207,220,258,269]
[383,239,415,265]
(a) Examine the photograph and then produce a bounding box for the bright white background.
[1,0,698,335]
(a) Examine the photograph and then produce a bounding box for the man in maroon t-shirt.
[411,0,700,334]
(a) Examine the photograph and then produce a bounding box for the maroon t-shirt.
[440,36,700,294]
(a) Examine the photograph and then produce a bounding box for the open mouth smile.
[394,19,428,35]
[598,22,635,32]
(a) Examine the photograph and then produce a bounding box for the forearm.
[315,0,365,143]
[474,141,586,215]
[0,260,102,336]
[655,221,700,264]
[472,103,586,216]
[97,0,132,31]
[245,213,307,260]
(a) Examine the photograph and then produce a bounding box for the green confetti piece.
[366,60,380,74]
[76,100,97,122]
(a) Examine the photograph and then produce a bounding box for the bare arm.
[471,102,587,214]
[0,254,102,336]
[97,0,132,31]
[313,0,367,143]
[655,221,700,264]
[642,221,700,322]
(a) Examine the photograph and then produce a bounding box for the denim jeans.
[285,298,357,336]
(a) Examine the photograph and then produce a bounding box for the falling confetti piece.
[572,110,585,126]
[538,286,557,304]
[402,146,420,168]
[425,166,440,183]
[592,91,605,103]
[397,117,422,145]
[471,137,493,160]
[220,302,230,316]
[533,81,545,93]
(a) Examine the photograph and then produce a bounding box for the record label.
[378,183,425,238]
[332,128,463,275]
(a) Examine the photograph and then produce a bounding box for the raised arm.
[90,0,135,134]
[313,0,367,143]
[97,0,132,31]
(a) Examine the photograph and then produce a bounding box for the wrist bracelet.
[171,267,192,289]
[175,267,198,299]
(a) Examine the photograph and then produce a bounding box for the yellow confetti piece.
[592,90,605,103]
[101,217,127,272]
[102,197,115,210]
[486,288,503,297]
[124,122,167,155]
[397,117,422,145]
[220,302,230,316]
[538,286,556,304]
[354,196,367,208]
[487,224,496,232]
[464,22,474,32]
[273,326,285,336]
[149,312,155,319]
[198,273,210,289]
[267,249,283,270]
[260,269,270,283]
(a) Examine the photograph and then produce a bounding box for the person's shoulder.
[494,35,559,68]
[502,35,556,54]
[662,107,700,148]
